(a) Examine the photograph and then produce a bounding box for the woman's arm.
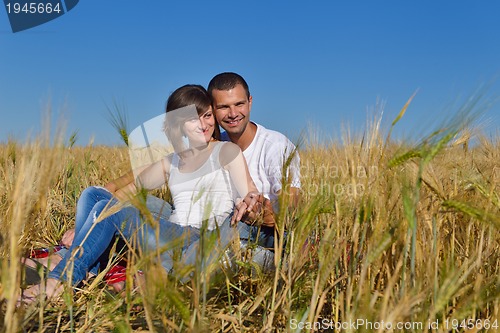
[135,156,171,191]
[104,157,170,202]
[221,143,267,225]
[103,161,154,194]
[223,146,258,197]
[103,163,154,202]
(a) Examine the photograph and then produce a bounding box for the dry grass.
[0,110,499,332]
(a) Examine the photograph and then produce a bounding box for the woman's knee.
[77,187,109,209]
[80,186,102,199]
[88,199,113,222]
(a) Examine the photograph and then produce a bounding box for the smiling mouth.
[197,128,211,135]
[225,118,242,126]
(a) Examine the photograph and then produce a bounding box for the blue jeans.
[237,223,275,249]
[178,220,276,275]
[48,186,234,285]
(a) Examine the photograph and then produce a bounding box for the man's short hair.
[208,72,250,99]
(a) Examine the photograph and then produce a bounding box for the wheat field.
[0,107,499,332]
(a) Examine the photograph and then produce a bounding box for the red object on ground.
[29,245,65,259]
[104,265,127,284]
[28,246,142,287]
[104,265,143,285]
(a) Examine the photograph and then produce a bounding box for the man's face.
[211,84,252,137]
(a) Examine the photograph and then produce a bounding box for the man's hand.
[259,198,276,227]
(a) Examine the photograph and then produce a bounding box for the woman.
[20,84,259,302]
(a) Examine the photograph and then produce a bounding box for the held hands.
[231,191,263,226]
[231,192,276,227]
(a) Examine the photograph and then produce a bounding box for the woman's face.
[183,107,215,145]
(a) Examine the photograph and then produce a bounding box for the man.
[208,72,301,249]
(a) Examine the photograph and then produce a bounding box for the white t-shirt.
[221,122,301,212]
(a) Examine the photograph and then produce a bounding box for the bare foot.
[109,281,125,293]
[21,253,62,271]
[18,278,64,306]
[109,272,145,295]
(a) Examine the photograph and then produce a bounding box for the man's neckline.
[224,122,259,152]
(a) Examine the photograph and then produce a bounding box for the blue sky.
[1,1,499,146]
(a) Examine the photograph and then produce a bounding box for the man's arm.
[239,140,301,227]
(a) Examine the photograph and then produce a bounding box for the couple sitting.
[20,72,301,303]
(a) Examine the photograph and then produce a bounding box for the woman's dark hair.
[163,84,220,151]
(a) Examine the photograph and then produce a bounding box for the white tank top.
[168,142,234,230]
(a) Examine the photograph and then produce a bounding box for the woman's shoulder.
[218,141,240,153]
[159,153,174,172]
[216,141,242,167]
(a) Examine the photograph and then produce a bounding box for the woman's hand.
[60,228,76,248]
